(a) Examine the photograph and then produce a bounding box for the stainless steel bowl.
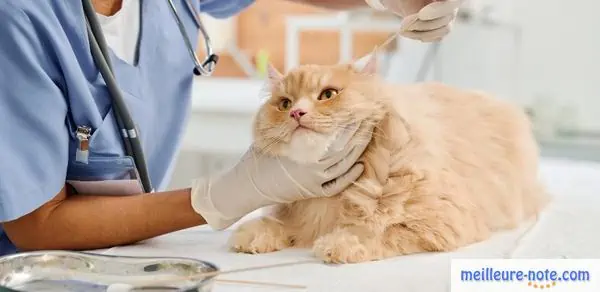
[0,251,219,291]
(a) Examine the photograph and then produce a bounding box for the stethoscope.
[81,0,218,193]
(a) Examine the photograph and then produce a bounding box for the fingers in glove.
[399,14,419,32]
[321,162,365,196]
[401,25,451,42]
[327,122,361,154]
[323,127,373,178]
[419,0,461,21]
[403,15,454,32]
[323,145,359,179]
[319,123,362,167]
[381,0,424,16]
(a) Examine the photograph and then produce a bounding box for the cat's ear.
[353,48,379,76]
[362,48,379,75]
[267,63,283,86]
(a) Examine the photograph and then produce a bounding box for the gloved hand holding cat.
[191,120,373,230]
[366,0,463,42]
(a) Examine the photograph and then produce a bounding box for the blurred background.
[168,0,600,189]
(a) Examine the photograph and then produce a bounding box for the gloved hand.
[191,123,372,230]
[366,0,463,42]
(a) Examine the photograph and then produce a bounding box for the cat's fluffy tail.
[523,181,552,221]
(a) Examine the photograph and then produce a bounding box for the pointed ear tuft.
[361,48,379,75]
[352,48,379,76]
[267,63,283,86]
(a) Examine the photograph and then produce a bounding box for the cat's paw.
[313,228,372,264]
[228,217,291,254]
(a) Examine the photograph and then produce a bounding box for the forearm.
[4,186,206,251]
[286,0,367,9]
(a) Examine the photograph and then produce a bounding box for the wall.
[515,0,600,132]
[429,0,600,132]
[236,0,394,74]
[197,0,394,77]
[168,79,261,189]
[199,12,236,51]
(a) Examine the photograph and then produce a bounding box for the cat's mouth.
[293,124,314,133]
[291,120,330,135]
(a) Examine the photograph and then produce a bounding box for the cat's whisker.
[350,181,371,193]
[255,138,283,159]
[255,135,281,154]
[253,126,289,160]
[317,123,388,141]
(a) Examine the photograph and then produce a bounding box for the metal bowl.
[0,251,219,291]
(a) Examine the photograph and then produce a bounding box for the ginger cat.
[228,53,549,264]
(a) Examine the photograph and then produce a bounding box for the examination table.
[93,157,600,291]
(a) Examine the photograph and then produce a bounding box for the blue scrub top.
[0,0,254,255]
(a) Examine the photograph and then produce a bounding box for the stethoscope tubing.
[80,0,217,193]
[82,0,154,193]
[167,0,206,76]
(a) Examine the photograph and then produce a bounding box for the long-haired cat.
[228,53,549,264]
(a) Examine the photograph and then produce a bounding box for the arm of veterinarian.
[3,136,368,252]
[290,0,462,42]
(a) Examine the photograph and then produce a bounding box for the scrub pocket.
[66,156,144,195]
[66,101,147,196]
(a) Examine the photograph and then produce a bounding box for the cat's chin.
[279,129,339,164]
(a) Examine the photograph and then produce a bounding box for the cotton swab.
[105,259,319,291]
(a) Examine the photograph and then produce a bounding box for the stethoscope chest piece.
[194,54,219,76]
[168,0,218,76]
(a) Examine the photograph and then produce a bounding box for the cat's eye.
[318,88,339,100]
[278,98,292,111]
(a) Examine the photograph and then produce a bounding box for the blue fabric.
[0,0,254,256]
[199,0,255,18]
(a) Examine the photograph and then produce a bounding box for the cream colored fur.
[228,56,550,264]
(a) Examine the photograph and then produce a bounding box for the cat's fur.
[228,54,549,263]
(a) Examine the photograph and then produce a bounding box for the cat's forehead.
[278,65,350,95]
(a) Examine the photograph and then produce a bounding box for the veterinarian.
[0,0,461,255]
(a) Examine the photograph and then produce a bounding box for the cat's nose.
[289,109,307,121]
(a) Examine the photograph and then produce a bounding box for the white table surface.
[93,157,600,292]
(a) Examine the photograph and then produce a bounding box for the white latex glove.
[366,0,462,42]
[191,123,372,230]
